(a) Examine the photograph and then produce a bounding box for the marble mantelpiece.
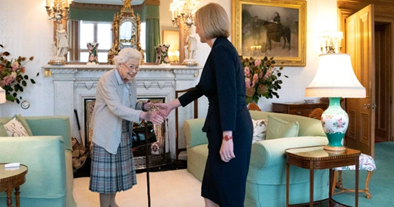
[42,64,202,158]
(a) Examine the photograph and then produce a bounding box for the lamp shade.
[305,53,366,98]
[0,86,5,104]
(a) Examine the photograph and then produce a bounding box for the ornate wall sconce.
[170,0,200,28]
[45,0,72,23]
[319,31,343,54]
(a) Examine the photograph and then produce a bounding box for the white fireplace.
[43,64,202,159]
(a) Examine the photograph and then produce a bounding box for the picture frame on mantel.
[231,0,307,67]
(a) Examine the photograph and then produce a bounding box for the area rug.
[73,169,204,207]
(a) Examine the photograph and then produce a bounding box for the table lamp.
[305,53,366,151]
[0,86,5,104]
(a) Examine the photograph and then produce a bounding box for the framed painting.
[231,0,307,67]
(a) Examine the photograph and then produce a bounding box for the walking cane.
[144,121,151,207]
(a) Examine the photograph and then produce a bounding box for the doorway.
[374,22,392,143]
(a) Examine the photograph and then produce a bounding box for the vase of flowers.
[87,42,99,65]
[0,44,38,104]
[155,44,170,65]
[241,56,288,104]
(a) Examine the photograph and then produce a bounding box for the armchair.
[184,110,330,207]
[0,116,76,207]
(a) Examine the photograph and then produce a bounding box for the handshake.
[139,101,176,125]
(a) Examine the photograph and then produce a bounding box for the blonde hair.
[195,3,230,40]
[114,48,142,67]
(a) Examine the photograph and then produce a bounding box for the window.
[69,20,146,63]
[69,20,112,63]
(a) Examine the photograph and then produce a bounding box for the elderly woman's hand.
[140,111,164,125]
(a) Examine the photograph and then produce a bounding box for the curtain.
[145,18,160,63]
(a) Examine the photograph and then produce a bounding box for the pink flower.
[164,57,169,63]
[89,55,94,61]
[337,118,343,128]
[244,67,250,78]
[254,59,261,67]
[3,75,15,86]
[161,46,166,52]
[245,78,251,88]
[252,74,258,87]
[264,69,272,80]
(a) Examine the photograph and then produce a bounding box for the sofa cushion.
[0,123,8,136]
[0,114,33,137]
[25,116,72,151]
[3,117,29,137]
[252,119,267,143]
[16,114,34,136]
[266,115,299,139]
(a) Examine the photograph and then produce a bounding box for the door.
[345,4,375,157]
[374,23,391,142]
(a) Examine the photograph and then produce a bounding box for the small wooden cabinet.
[272,102,328,117]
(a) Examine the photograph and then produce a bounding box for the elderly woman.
[89,48,163,207]
[155,3,253,207]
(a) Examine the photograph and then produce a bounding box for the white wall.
[0,0,338,117]
[0,0,54,117]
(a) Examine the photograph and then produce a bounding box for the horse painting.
[261,20,291,50]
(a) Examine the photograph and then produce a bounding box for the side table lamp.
[305,53,366,151]
[0,86,6,104]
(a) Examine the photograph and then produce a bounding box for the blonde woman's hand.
[154,102,173,118]
[140,111,164,125]
[220,133,235,162]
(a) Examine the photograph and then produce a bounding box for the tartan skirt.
[89,120,137,194]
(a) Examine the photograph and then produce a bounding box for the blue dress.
[179,37,253,206]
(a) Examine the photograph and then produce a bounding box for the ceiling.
[72,0,145,5]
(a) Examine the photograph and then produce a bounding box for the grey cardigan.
[91,69,142,154]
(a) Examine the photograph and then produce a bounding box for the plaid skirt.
[89,120,136,194]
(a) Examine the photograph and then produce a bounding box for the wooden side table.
[285,146,360,207]
[272,102,328,117]
[0,163,28,207]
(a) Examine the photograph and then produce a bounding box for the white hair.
[114,48,142,67]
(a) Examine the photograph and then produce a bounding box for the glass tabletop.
[0,163,28,180]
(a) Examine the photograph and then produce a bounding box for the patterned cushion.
[334,153,376,171]
[3,117,29,137]
[252,119,267,143]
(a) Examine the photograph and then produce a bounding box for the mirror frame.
[108,2,143,64]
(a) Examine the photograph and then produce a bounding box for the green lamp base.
[321,97,349,152]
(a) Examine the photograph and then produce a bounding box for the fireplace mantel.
[43,64,202,158]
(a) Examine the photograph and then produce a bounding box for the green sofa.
[0,116,76,207]
[184,111,330,207]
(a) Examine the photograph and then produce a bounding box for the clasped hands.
[139,101,172,125]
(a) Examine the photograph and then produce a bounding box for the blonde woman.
[155,3,253,207]
[89,48,163,207]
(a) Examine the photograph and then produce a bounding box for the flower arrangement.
[242,56,288,104]
[155,44,170,65]
[87,42,99,65]
[0,44,38,104]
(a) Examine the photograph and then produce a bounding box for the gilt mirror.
[107,2,142,64]
[119,18,137,49]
